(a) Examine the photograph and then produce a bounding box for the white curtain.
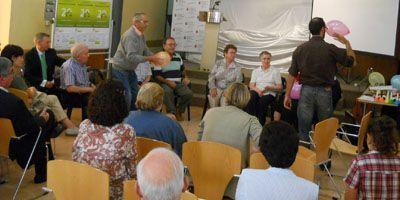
[217,0,312,72]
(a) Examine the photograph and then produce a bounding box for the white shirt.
[236,168,319,200]
[250,66,281,96]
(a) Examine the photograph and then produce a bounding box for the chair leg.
[201,97,209,119]
[66,107,73,119]
[323,163,342,199]
[331,139,348,168]
[187,105,191,121]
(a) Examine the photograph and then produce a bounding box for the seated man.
[154,37,193,121]
[24,32,66,94]
[236,121,319,200]
[245,51,282,126]
[60,43,95,124]
[0,57,55,183]
[135,61,152,86]
[136,148,188,200]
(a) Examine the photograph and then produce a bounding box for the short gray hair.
[133,12,146,21]
[70,43,88,59]
[34,32,50,42]
[259,50,272,58]
[137,148,184,200]
[0,57,12,77]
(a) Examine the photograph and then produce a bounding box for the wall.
[8,0,51,49]
[0,0,12,48]
[121,0,167,42]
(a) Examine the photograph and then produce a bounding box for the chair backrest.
[297,146,316,161]
[249,152,269,169]
[0,118,16,158]
[291,155,315,182]
[8,88,30,108]
[136,137,171,161]
[357,111,372,154]
[248,150,315,182]
[47,160,109,200]
[182,141,241,200]
[313,117,339,164]
[123,180,139,200]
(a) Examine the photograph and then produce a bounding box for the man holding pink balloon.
[284,17,356,143]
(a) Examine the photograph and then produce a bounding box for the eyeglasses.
[166,43,177,47]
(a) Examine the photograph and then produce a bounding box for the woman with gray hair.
[124,83,187,157]
[136,148,188,200]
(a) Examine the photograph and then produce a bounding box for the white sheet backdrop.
[216,0,312,72]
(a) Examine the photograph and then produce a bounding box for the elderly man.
[112,12,161,110]
[60,43,95,125]
[0,57,54,183]
[136,148,188,200]
[24,32,66,94]
[154,37,193,121]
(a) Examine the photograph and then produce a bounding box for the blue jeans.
[112,69,138,110]
[297,85,333,142]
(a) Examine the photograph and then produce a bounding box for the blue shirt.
[124,110,187,157]
[60,58,90,89]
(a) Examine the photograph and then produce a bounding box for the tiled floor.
[0,106,353,200]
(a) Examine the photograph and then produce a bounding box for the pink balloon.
[290,82,301,100]
[326,20,350,37]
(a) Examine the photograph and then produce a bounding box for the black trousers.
[245,91,275,126]
[65,92,89,120]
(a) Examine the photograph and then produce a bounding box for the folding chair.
[136,137,171,161]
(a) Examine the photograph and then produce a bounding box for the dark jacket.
[24,47,65,89]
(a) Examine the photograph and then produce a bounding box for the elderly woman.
[208,44,242,107]
[72,80,136,200]
[344,116,400,200]
[200,82,261,167]
[0,44,78,135]
[60,43,96,121]
[245,51,282,125]
[124,82,187,157]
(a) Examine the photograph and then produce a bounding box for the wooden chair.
[8,88,30,108]
[47,160,109,200]
[123,180,139,200]
[249,151,315,182]
[249,152,269,169]
[136,137,171,161]
[330,111,372,157]
[182,141,241,200]
[0,118,17,181]
[309,117,340,198]
[123,180,198,200]
[291,155,315,182]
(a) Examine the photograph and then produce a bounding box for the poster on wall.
[53,0,112,50]
[171,0,210,53]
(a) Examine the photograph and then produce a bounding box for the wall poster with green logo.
[53,0,112,50]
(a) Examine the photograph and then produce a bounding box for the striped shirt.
[344,151,400,199]
[60,58,90,90]
[153,52,184,82]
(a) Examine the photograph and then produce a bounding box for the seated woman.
[72,80,136,200]
[208,44,242,107]
[124,82,187,157]
[344,116,400,199]
[200,82,261,167]
[0,44,78,135]
[245,51,282,125]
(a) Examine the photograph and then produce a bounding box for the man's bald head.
[136,148,187,200]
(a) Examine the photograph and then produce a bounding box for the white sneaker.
[65,127,79,136]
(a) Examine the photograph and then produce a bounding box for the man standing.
[154,37,193,121]
[284,17,356,143]
[60,43,95,123]
[24,33,66,94]
[112,13,160,110]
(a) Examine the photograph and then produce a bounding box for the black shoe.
[34,175,46,184]
[51,123,65,138]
